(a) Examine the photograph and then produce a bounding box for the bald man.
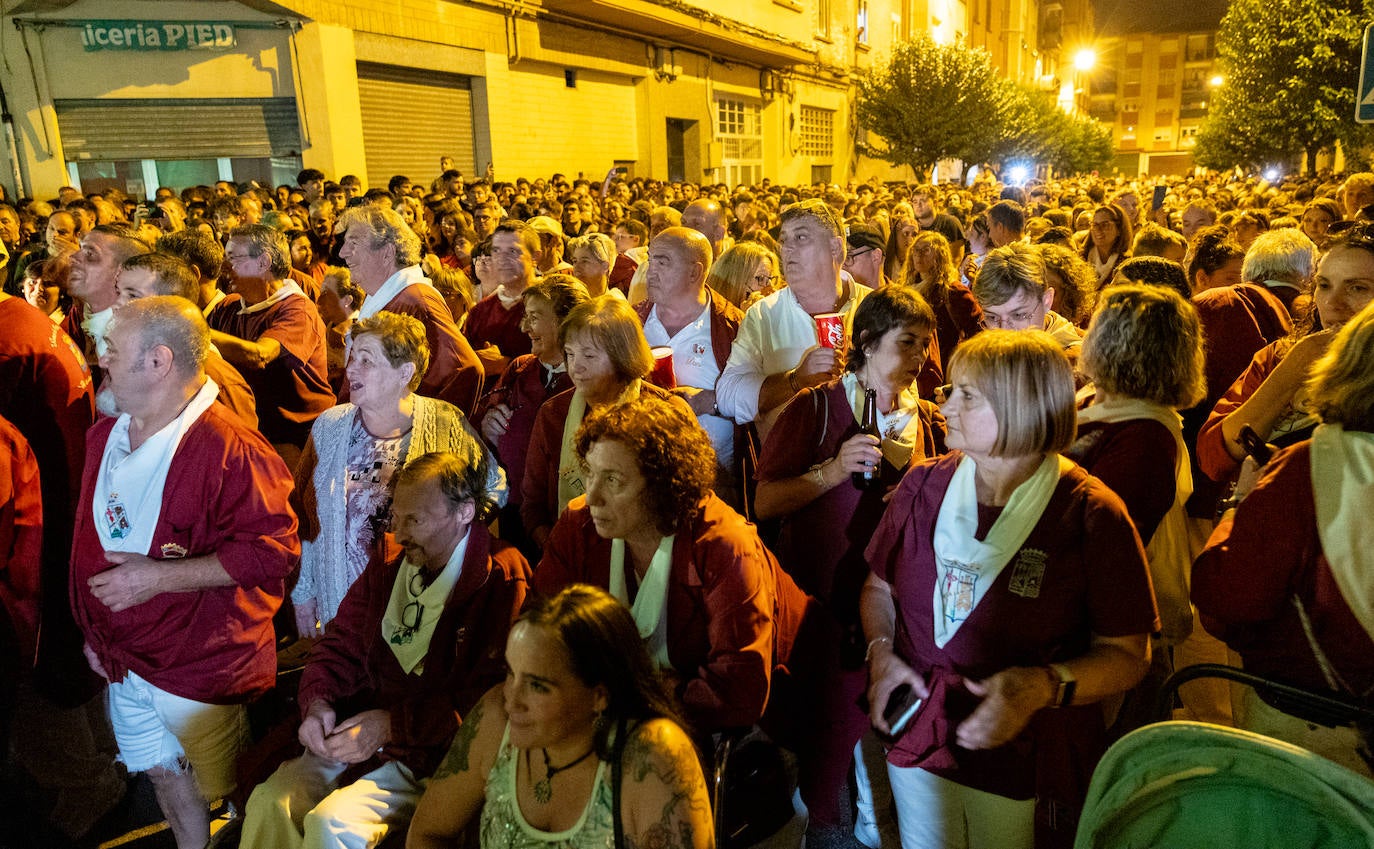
[635,227,743,494]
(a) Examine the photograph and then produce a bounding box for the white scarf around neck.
[382,533,469,674]
[844,372,925,470]
[557,381,642,515]
[609,535,675,668]
[359,265,432,320]
[931,453,1070,648]
[93,378,221,555]
[238,279,304,315]
[1310,424,1374,643]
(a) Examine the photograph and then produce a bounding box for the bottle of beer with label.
[853,387,881,490]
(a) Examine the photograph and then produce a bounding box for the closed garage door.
[357,62,476,188]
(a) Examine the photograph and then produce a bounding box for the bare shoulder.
[620,719,713,849]
[432,684,507,781]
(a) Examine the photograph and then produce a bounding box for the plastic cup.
[649,346,676,388]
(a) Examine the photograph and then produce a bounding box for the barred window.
[800,107,834,158]
[716,98,764,187]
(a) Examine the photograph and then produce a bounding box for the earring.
[593,709,608,733]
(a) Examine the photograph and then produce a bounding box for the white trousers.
[885,764,1034,849]
[242,751,424,849]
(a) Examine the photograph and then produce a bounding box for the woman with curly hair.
[900,231,982,369]
[532,394,811,742]
[1036,243,1098,328]
[1187,225,1246,294]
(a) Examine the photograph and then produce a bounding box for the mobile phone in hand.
[1238,423,1272,465]
[883,684,922,737]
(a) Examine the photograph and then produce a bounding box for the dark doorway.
[666,118,688,183]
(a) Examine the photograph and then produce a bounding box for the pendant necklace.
[531,746,597,804]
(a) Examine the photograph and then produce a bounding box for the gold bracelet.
[787,368,800,393]
[808,462,828,489]
[865,636,892,663]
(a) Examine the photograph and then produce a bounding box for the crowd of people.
[1,158,1373,849]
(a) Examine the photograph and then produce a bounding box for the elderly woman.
[862,330,1158,849]
[1193,300,1374,777]
[1197,223,1374,486]
[291,311,505,635]
[567,233,620,298]
[1080,204,1133,287]
[706,241,780,310]
[520,295,690,549]
[754,286,946,834]
[1070,284,1206,650]
[476,276,588,557]
[407,585,714,849]
[533,397,809,737]
[901,231,983,369]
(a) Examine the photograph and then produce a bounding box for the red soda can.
[815,313,845,349]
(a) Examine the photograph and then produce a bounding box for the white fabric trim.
[930,454,1070,648]
[843,372,924,469]
[556,382,642,515]
[382,534,469,674]
[1310,424,1374,643]
[358,265,433,321]
[608,534,675,668]
[238,280,304,315]
[84,306,114,357]
[93,379,221,554]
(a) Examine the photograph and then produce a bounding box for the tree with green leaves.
[855,35,1007,179]
[1195,0,1370,173]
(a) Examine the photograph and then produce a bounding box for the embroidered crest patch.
[1008,549,1047,598]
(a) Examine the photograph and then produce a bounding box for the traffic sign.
[1359,24,1374,122]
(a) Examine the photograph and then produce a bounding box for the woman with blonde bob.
[1194,300,1374,777]
[899,231,982,369]
[706,241,780,310]
[520,295,690,550]
[861,330,1158,849]
[1071,284,1206,666]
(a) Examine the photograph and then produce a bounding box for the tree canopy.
[1194,0,1371,172]
[855,36,1112,178]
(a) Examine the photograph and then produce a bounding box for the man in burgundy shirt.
[72,297,298,849]
[208,225,334,466]
[463,220,537,378]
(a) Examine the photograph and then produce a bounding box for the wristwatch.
[1046,663,1076,708]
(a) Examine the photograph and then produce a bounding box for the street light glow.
[1074,48,1096,71]
[1209,74,1225,87]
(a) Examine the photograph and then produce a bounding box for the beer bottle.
[853,388,881,490]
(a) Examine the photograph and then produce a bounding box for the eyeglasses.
[751,272,778,287]
[390,571,427,645]
[844,248,874,264]
[982,309,1040,329]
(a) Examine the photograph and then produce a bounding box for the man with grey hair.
[717,198,870,441]
[972,243,1082,353]
[1241,228,1317,318]
[337,204,483,414]
[209,224,333,465]
[72,296,297,849]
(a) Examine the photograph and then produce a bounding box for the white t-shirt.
[643,302,733,467]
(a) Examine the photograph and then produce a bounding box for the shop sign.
[79,20,238,52]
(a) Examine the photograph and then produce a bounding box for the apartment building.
[1,0,1087,198]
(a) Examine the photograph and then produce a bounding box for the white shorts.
[106,670,248,800]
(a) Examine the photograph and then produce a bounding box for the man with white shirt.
[717,199,871,442]
[241,451,528,849]
[636,227,742,498]
[71,297,298,849]
[337,205,483,414]
[64,224,151,378]
[208,225,333,465]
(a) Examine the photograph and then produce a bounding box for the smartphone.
[1151,185,1167,211]
[883,684,922,737]
[1238,424,1272,465]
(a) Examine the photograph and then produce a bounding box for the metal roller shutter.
[356,62,476,188]
[54,98,301,160]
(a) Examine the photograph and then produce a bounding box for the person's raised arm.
[407,688,504,849]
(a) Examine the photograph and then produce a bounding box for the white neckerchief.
[608,535,675,668]
[238,280,304,315]
[1310,424,1374,643]
[202,289,227,317]
[1078,396,1195,643]
[359,265,432,320]
[843,372,925,469]
[1089,250,1119,283]
[381,533,469,675]
[931,453,1070,648]
[93,379,221,555]
[83,306,114,357]
[556,381,642,514]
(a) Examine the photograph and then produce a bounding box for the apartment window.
[800,107,834,157]
[816,0,832,39]
[856,0,869,44]
[1185,33,1213,62]
[716,98,764,187]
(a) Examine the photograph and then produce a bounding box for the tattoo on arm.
[622,723,713,849]
[433,697,486,780]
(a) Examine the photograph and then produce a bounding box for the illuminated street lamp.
[1074,48,1097,72]
[1209,74,1225,87]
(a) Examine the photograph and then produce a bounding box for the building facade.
[0,0,1089,198]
